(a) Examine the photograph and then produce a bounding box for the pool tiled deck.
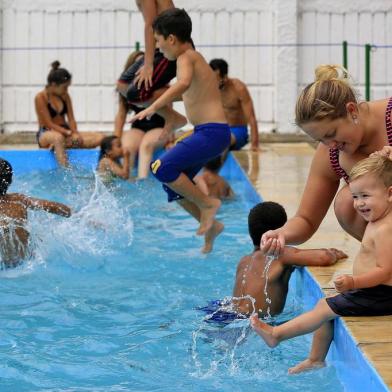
[234,143,392,389]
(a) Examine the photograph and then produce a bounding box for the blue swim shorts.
[151,122,230,202]
[197,299,248,326]
[230,125,248,150]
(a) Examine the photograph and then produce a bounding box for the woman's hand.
[370,146,392,160]
[260,229,285,257]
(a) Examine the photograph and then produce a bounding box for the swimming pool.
[0,150,386,391]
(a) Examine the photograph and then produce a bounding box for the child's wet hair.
[204,155,223,172]
[0,159,13,195]
[248,201,287,247]
[209,59,228,78]
[47,60,72,86]
[152,8,192,43]
[98,136,119,161]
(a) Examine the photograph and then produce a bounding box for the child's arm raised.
[335,224,392,292]
[281,247,348,267]
[130,53,193,122]
[21,195,71,217]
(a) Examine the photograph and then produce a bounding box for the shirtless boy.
[131,8,231,253]
[210,58,259,151]
[0,159,71,267]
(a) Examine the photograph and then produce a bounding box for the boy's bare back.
[0,194,34,265]
[178,49,226,125]
[0,193,71,267]
[233,251,292,317]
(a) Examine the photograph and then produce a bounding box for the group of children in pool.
[2,4,392,376]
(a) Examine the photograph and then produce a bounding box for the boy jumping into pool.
[200,202,347,323]
[0,159,71,267]
[131,8,231,252]
[250,155,392,374]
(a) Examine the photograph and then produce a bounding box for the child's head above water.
[349,154,392,187]
[0,159,13,196]
[98,136,122,161]
[248,202,287,247]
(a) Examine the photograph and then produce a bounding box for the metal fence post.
[365,44,371,101]
[342,40,348,70]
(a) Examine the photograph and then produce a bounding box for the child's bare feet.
[197,198,221,235]
[288,359,326,374]
[202,220,224,253]
[250,314,279,348]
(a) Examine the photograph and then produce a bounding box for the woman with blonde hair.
[262,64,392,251]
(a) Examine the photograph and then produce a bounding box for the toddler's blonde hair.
[350,155,392,187]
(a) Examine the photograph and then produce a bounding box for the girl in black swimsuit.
[114,51,174,179]
[34,61,104,167]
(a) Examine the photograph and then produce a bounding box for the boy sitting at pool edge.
[130,8,231,253]
[200,202,347,323]
[0,159,71,267]
[251,155,392,374]
[233,202,347,317]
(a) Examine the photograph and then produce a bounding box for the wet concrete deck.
[234,143,392,389]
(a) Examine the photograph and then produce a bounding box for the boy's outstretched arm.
[22,195,71,217]
[130,54,193,123]
[281,247,348,267]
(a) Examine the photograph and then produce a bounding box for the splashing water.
[262,254,276,319]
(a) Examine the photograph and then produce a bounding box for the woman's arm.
[262,143,340,252]
[34,93,71,136]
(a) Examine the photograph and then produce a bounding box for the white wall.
[1,0,392,134]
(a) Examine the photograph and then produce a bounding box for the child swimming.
[0,159,71,267]
[97,136,131,180]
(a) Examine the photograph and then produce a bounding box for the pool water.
[0,167,344,391]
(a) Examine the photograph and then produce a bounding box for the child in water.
[200,202,347,323]
[195,156,234,200]
[97,136,130,180]
[0,159,71,267]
